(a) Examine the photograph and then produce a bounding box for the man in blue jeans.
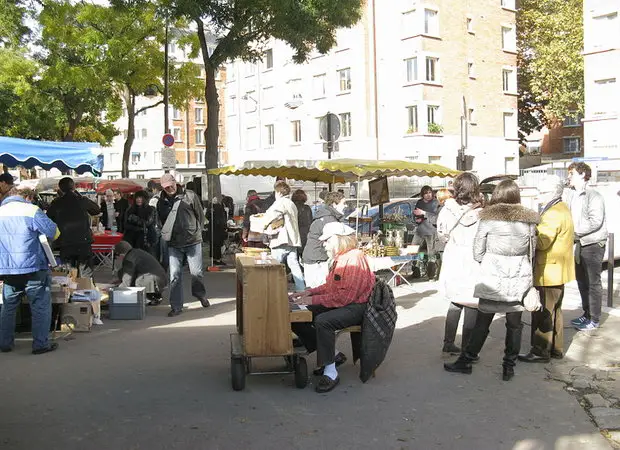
[0,188,60,354]
[157,174,209,317]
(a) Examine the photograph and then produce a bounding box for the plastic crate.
[108,287,146,320]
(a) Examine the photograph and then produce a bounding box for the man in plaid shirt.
[292,222,375,393]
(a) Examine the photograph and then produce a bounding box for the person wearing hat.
[156,173,208,316]
[113,241,167,305]
[291,222,375,393]
[519,175,576,363]
[46,177,101,278]
[0,173,15,204]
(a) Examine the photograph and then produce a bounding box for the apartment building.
[224,0,519,178]
[583,0,620,179]
[102,41,227,181]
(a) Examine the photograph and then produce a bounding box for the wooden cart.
[231,254,312,391]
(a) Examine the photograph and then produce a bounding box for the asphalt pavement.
[1,262,618,450]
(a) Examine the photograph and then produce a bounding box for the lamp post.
[164,20,170,135]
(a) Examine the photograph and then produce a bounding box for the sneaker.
[575,320,599,331]
[93,317,104,326]
[571,315,589,326]
[32,342,58,355]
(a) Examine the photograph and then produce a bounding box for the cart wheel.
[294,356,308,389]
[231,357,246,391]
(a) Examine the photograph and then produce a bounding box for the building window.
[195,96,204,104]
[503,112,516,139]
[405,57,418,83]
[141,129,147,139]
[168,42,176,54]
[429,156,441,164]
[592,13,618,49]
[263,49,273,70]
[108,175,117,180]
[339,113,352,137]
[131,152,141,165]
[153,151,161,163]
[501,0,516,9]
[173,127,182,142]
[195,107,204,124]
[196,150,204,164]
[195,129,204,145]
[424,9,438,35]
[245,62,256,77]
[245,126,257,150]
[427,105,440,127]
[406,105,418,133]
[288,79,302,100]
[563,112,582,127]
[468,61,475,78]
[265,124,275,147]
[313,74,326,98]
[501,26,516,52]
[401,10,417,37]
[425,57,438,82]
[262,87,274,109]
[291,120,302,143]
[338,68,351,92]
[227,96,237,115]
[468,108,476,124]
[136,174,145,180]
[109,153,119,164]
[172,107,182,120]
[502,69,514,92]
[467,16,474,33]
[563,137,581,154]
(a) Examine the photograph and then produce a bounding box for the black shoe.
[442,343,461,355]
[315,375,340,393]
[502,366,514,381]
[292,338,305,348]
[313,352,347,376]
[167,309,182,317]
[1,346,12,353]
[147,298,162,306]
[32,342,58,355]
[550,350,564,360]
[214,260,226,266]
[199,297,211,308]
[444,359,472,374]
[518,352,550,363]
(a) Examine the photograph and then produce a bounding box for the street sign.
[319,113,341,142]
[572,157,609,162]
[322,142,339,153]
[162,133,175,147]
[161,146,176,170]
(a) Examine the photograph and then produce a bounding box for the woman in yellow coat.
[519,176,576,363]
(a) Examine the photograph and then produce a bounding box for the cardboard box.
[61,302,93,332]
[51,285,70,304]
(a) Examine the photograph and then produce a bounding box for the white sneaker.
[93,317,104,325]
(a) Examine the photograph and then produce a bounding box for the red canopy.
[92,179,147,194]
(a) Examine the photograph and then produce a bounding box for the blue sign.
[572,157,609,162]
[162,133,175,147]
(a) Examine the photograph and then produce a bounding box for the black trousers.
[575,242,605,323]
[60,250,93,279]
[291,303,366,367]
[444,303,477,348]
[464,309,523,367]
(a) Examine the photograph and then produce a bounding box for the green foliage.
[517,0,584,139]
[427,123,443,134]
[0,0,30,47]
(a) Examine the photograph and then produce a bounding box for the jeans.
[292,303,366,367]
[271,245,305,292]
[168,243,207,312]
[464,309,523,368]
[0,270,52,351]
[575,242,605,323]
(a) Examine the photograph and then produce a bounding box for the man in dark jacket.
[302,191,346,288]
[113,190,129,233]
[114,241,167,306]
[47,177,100,278]
[157,174,208,317]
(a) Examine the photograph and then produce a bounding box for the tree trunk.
[122,88,136,178]
[196,19,221,199]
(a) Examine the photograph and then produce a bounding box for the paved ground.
[1,262,619,449]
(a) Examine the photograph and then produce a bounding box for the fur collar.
[479,203,540,224]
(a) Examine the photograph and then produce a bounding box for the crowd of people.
[0,163,610,391]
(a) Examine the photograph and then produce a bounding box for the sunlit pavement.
[1,264,618,449]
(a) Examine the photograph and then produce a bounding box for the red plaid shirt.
[308,249,375,308]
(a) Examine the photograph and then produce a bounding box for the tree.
[113,0,365,196]
[517,0,584,141]
[45,2,203,177]
[0,0,30,47]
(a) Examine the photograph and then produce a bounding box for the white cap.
[319,222,356,241]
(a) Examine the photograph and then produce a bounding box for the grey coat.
[564,187,608,246]
[473,203,540,312]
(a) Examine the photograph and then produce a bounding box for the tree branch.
[136,100,164,115]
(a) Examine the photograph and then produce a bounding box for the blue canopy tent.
[0,136,104,176]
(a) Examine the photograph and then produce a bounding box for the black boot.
[444,355,473,374]
[502,365,514,381]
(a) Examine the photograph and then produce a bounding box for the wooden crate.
[235,255,293,357]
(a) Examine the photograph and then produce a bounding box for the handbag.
[522,224,542,312]
[161,199,181,242]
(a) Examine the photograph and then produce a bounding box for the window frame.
[406,105,419,133]
[338,68,352,93]
[423,8,439,36]
[291,120,302,143]
[339,112,352,138]
[195,107,204,124]
[405,57,418,83]
[563,137,581,154]
[263,48,274,70]
[195,128,205,146]
[265,124,275,147]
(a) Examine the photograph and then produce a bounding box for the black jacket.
[124,204,157,250]
[157,187,204,248]
[206,202,228,242]
[242,195,264,239]
[117,248,167,290]
[302,206,343,264]
[47,191,100,252]
[294,201,313,251]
